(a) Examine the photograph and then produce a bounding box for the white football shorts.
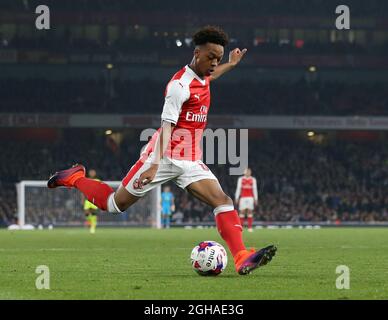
[122,152,218,197]
[239,197,255,211]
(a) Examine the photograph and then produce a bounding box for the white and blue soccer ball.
[190,240,228,276]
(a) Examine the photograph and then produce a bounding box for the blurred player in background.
[235,168,258,232]
[81,169,99,234]
[161,185,175,228]
[48,26,276,275]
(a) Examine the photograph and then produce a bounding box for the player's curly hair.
[193,26,229,47]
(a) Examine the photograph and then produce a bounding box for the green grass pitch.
[0,227,387,300]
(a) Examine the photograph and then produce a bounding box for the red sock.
[239,216,245,228]
[248,216,253,229]
[215,210,246,257]
[74,178,114,211]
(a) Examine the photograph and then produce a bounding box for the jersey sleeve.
[235,177,242,201]
[253,177,258,201]
[161,80,190,125]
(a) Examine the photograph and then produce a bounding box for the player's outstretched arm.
[210,48,247,81]
[138,121,174,188]
[235,177,242,205]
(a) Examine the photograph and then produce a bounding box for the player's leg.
[165,212,171,229]
[186,179,244,254]
[84,210,91,228]
[246,197,254,232]
[247,209,253,232]
[89,211,97,234]
[242,209,249,230]
[47,162,145,214]
[84,200,99,233]
[76,170,142,213]
[185,178,276,275]
[238,204,245,229]
[239,213,245,229]
[47,164,130,212]
[239,199,250,230]
[113,185,141,211]
[161,206,168,228]
[48,153,181,214]
[161,213,166,228]
[81,172,141,213]
[113,157,182,212]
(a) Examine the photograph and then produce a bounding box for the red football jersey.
[235,176,258,200]
[144,65,211,161]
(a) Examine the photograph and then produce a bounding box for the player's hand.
[229,48,247,66]
[138,164,158,188]
[254,200,258,207]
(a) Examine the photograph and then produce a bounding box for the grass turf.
[0,227,387,300]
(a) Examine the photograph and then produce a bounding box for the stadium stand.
[1,79,387,115]
[1,0,388,227]
[1,131,388,225]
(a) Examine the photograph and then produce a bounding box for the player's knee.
[115,197,129,212]
[213,193,233,207]
[107,193,126,213]
[110,186,140,213]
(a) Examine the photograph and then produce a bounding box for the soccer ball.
[190,240,228,276]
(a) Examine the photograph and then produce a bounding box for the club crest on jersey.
[186,105,208,122]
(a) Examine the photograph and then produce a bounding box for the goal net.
[16,181,161,228]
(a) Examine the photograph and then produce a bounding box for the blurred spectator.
[172,210,184,225]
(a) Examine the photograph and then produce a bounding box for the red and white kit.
[122,65,218,197]
[235,176,258,210]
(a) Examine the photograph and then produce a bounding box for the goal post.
[16,180,161,228]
